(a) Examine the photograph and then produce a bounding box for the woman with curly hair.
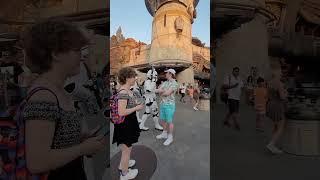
[22,19,106,180]
[112,67,144,180]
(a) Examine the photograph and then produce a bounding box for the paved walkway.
[107,101,210,180]
[213,104,320,180]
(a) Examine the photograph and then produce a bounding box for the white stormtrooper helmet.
[153,70,158,81]
[146,69,152,79]
[146,69,158,80]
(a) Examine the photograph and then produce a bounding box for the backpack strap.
[117,89,129,95]
[26,87,60,107]
[17,87,61,126]
[117,89,126,93]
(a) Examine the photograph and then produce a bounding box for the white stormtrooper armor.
[63,62,97,180]
[140,67,163,131]
[64,62,100,115]
[130,81,143,123]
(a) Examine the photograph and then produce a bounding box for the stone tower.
[145,0,199,84]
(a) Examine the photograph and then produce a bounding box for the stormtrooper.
[63,48,99,180]
[139,67,163,131]
[64,61,100,115]
[130,80,144,123]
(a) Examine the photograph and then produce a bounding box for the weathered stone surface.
[149,2,193,65]
[110,35,118,47]
[192,37,204,47]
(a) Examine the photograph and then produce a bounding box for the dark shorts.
[193,94,199,100]
[228,99,239,113]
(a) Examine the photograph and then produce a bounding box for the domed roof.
[145,0,200,16]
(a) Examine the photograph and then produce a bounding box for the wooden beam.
[0,18,34,25]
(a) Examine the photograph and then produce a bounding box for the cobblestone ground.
[106,100,210,180]
[213,103,320,180]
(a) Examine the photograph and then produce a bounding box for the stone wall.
[192,45,210,60]
[127,44,150,67]
[110,38,149,75]
[149,2,193,65]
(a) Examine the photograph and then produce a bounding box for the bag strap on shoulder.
[17,87,61,126]
[117,89,130,95]
[26,87,60,107]
[117,89,126,93]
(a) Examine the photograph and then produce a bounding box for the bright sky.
[110,0,210,46]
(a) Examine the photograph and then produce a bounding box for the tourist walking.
[179,83,187,103]
[155,69,179,146]
[188,85,194,103]
[246,75,254,105]
[222,67,244,131]
[253,77,268,131]
[193,83,200,111]
[249,66,259,87]
[112,67,144,180]
[266,71,288,154]
[23,20,106,180]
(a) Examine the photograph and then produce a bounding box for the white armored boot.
[139,114,149,131]
[153,117,163,131]
[136,111,142,123]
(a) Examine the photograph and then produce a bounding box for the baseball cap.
[164,69,176,75]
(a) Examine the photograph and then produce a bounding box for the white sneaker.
[163,135,173,146]
[156,131,168,139]
[193,107,199,111]
[139,124,149,131]
[119,160,136,170]
[266,144,283,154]
[120,168,138,180]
